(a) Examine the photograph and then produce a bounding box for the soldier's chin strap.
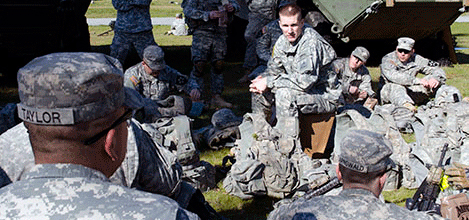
[186,189,227,220]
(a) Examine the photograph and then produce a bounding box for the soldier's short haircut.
[278,3,302,19]
[339,164,386,185]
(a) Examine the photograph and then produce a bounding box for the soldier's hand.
[348,86,359,95]
[249,76,267,93]
[446,162,469,190]
[358,90,368,99]
[209,11,222,19]
[427,78,440,88]
[190,89,201,101]
[224,4,234,12]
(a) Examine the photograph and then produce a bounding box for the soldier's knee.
[213,60,224,74]
[193,61,206,77]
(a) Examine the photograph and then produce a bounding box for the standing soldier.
[238,0,281,83]
[110,0,158,66]
[183,0,240,108]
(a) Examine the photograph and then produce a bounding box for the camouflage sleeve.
[183,0,210,22]
[358,68,376,97]
[165,66,200,95]
[263,44,284,89]
[124,67,142,94]
[256,26,274,63]
[130,120,184,199]
[380,56,420,86]
[420,66,447,84]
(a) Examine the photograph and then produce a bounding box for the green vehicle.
[296,0,468,64]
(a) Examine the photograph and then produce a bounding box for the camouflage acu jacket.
[262,27,337,92]
[380,51,446,87]
[267,188,445,220]
[0,164,199,219]
[326,57,375,103]
[124,62,199,101]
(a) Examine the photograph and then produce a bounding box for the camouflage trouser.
[110,30,157,66]
[190,30,227,95]
[243,13,272,70]
[380,83,435,106]
[252,88,300,138]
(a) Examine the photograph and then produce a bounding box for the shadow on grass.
[456,51,469,64]
[218,196,279,220]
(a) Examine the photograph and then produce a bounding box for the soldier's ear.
[104,128,118,161]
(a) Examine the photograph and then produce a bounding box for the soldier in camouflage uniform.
[124,45,201,102]
[379,37,446,112]
[268,129,445,220]
[247,18,282,80]
[110,0,158,66]
[183,0,240,108]
[249,3,338,139]
[0,52,198,219]
[327,46,376,106]
[238,0,279,83]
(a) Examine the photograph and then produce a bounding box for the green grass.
[2,5,469,220]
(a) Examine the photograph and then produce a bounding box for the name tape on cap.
[17,104,74,125]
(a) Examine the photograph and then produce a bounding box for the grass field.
[1,2,469,219]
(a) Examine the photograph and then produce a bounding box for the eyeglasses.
[397,49,411,54]
[83,109,133,145]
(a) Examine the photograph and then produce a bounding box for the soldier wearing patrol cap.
[0,52,199,219]
[379,37,448,112]
[324,46,376,107]
[268,129,445,220]
[125,45,201,103]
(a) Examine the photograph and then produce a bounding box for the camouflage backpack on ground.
[223,113,314,199]
[141,115,216,191]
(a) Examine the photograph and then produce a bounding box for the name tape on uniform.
[17,104,74,125]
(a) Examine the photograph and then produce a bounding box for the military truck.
[0,0,91,80]
[297,0,468,65]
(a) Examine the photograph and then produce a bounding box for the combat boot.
[211,94,233,108]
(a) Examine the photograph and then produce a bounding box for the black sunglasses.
[397,49,411,54]
[83,109,133,145]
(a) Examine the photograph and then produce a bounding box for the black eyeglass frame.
[397,49,411,54]
[83,109,133,145]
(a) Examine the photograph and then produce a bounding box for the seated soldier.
[379,37,446,112]
[125,45,200,104]
[329,46,376,108]
[267,129,445,220]
[0,52,198,219]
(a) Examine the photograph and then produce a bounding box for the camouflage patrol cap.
[351,46,370,63]
[211,108,242,129]
[339,129,395,173]
[17,52,143,125]
[397,37,415,51]
[143,45,166,71]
